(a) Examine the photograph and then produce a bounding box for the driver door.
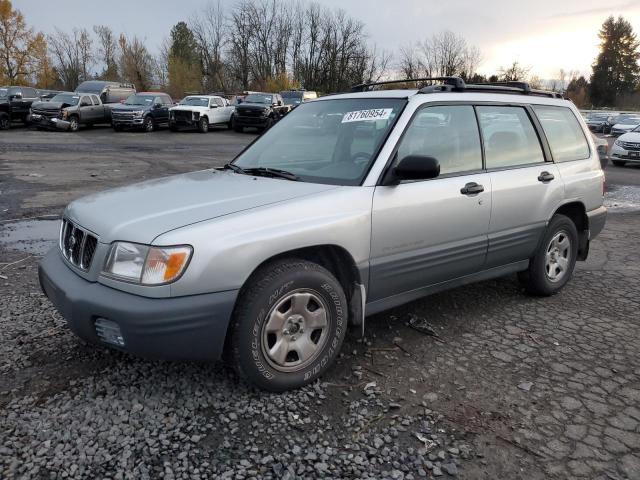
[369,104,491,301]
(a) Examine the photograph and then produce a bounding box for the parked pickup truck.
[112,92,174,132]
[29,92,114,131]
[0,86,40,129]
[169,95,235,133]
[232,92,288,132]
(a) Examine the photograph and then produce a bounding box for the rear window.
[534,106,590,162]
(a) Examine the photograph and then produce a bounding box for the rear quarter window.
[533,106,590,162]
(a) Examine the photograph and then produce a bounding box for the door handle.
[460,182,484,195]
[538,171,555,182]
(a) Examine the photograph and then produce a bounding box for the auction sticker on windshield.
[342,108,393,123]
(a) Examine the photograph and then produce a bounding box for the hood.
[31,101,69,110]
[613,123,639,131]
[618,131,640,143]
[170,105,207,112]
[112,104,149,112]
[65,170,337,244]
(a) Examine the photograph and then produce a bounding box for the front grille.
[173,110,194,121]
[60,219,98,270]
[237,109,265,118]
[31,108,61,119]
[112,111,135,120]
[618,141,640,151]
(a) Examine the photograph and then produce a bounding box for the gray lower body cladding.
[38,249,238,361]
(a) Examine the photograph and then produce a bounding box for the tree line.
[0,0,638,108]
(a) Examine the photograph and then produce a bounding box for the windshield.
[180,97,209,107]
[50,93,80,105]
[233,98,406,186]
[244,94,273,104]
[282,94,302,106]
[125,94,155,106]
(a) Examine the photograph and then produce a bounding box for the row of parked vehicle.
[0,82,318,134]
[584,111,640,136]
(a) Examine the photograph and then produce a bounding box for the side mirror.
[277,100,283,106]
[385,155,440,184]
[154,103,162,109]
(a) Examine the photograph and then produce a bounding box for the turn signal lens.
[141,246,192,284]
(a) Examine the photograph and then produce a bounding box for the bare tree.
[397,43,425,80]
[93,25,118,80]
[498,61,530,82]
[48,28,93,90]
[118,34,154,90]
[227,0,253,89]
[191,0,228,92]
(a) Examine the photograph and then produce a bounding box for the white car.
[169,95,235,133]
[610,125,640,167]
[610,115,640,136]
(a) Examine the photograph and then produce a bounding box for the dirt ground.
[1,126,640,479]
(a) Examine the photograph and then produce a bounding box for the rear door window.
[91,95,100,105]
[477,106,545,168]
[533,106,590,162]
[22,87,37,98]
[396,105,483,175]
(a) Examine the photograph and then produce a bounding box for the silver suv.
[39,78,606,391]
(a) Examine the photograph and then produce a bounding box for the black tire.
[232,117,243,133]
[169,124,178,132]
[227,115,234,130]
[198,117,209,133]
[519,214,578,296]
[0,113,9,130]
[612,160,627,167]
[143,116,154,133]
[263,117,274,131]
[113,124,123,132]
[229,259,348,392]
[68,116,79,132]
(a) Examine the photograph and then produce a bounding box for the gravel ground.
[1,128,640,479]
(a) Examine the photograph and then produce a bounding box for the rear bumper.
[38,249,238,361]
[587,206,607,239]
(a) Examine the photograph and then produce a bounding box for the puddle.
[605,185,640,212]
[0,219,60,255]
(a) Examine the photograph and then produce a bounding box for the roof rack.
[351,77,465,92]
[350,76,563,98]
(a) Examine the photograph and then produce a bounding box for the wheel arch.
[552,201,589,260]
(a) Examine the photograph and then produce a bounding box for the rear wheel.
[68,116,79,132]
[198,117,209,133]
[229,259,348,392]
[612,160,627,167]
[143,116,154,132]
[0,113,9,130]
[519,214,578,296]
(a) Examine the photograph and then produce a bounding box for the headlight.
[615,139,622,147]
[132,110,144,117]
[104,242,192,285]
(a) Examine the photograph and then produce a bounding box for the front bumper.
[610,146,640,163]
[28,114,69,130]
[112,117,145,127]
[38,249,238,361]
[234,115,269,128]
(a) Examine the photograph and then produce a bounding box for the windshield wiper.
[243,167,299,181]
[223,163,246,174]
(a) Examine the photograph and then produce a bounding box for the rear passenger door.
[477,105,564,268]
[369,104,492,302]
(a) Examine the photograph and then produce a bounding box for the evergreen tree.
[168,21,201,98]
[590,16,640,107]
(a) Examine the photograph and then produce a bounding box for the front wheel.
[232,117,243,133]
[229,259,348,392]
[0,113,9,130]
[68,116,79,132]
[143,116,154,132]
[519,214,578,296]
[198,117,209,133]
[612,160,627,167]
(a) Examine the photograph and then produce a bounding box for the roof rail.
[351,76,466,92]
[460,81,564,99]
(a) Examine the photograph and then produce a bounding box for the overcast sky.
[14,0,640,78]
